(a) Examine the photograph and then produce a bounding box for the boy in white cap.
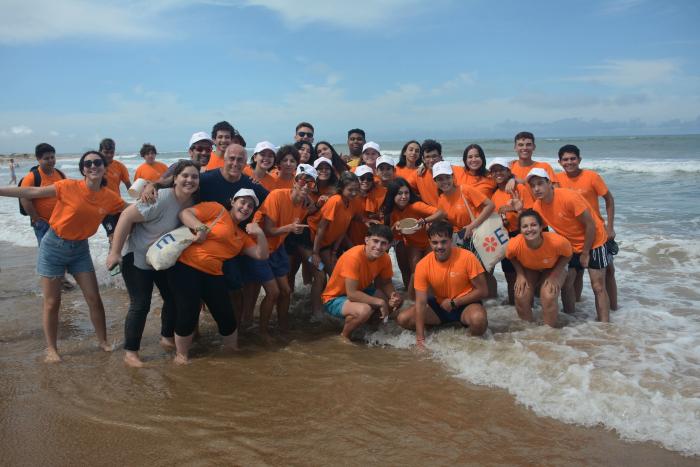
[376,155,396,187]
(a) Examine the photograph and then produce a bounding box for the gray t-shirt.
[125,188,193,270]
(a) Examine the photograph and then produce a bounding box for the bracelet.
[194,224,209,233]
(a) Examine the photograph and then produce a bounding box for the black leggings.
[167,262,237,337]
[121,253,176,351]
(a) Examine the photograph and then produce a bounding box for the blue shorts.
[32,219,51,245]
[427,295,469,325]
[323,286,376,318]
[243,245,290,284]
[37,229,94,278]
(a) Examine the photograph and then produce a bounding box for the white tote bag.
[457,190,510,272]
[145,207,225,271]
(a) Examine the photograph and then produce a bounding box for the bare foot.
[173,353,190,365]
[221,330,239,352]
[99,341,114,352]
[123,351,145,368]
[336,334,354,345]
[45,348,62,363]
[159,337,175,350]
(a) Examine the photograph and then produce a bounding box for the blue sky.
[0,0,698,153]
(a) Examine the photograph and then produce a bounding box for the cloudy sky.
[0,0,698,152]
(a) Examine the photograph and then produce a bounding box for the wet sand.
[0,243,697,466]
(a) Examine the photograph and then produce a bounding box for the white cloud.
[599,0,645,15]
[571,59,680,87]
[10,125,33,136]
[430,72,477,96]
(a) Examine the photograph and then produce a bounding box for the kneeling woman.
[0,151,125,362]
[170,189,269,364]
[106,160,200,367]
[505,209,572,326]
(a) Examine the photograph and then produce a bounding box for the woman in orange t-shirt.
[394,140,422,191]
[134,143,168,182]
[0,151,126,362]
[382,178,444,298]
[249,143,279,192]
[505,209,573,327]
[169,189,269,364]
[458,144,497,198]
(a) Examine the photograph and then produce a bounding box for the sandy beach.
[1,241,697,466]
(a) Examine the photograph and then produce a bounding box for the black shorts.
[427,296,482,326]
[605,239,619,264]
[101,213,121,236]
[223,256,244,290]
[284,229,312,255]
[569,244,609,271]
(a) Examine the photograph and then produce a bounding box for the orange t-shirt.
[269,176,294,190]
[390,201,437,249]
[491,184,528,233]
[413,247,484,304]
[348,185,388,245]
[456,172,497,198]
[249,170,278,192]
[506,232,573,271]
[20,167,64,221]
[510,161,555,207]
[134,161,168,183]
[105,160,130,196]
[415,164,464,207]
[555,170,609,222]
[534,188,607,253]
[205,152,225,172]
[308,194,357,248]
[49,179,125,240]
[178,202,255,275]
[394,166,418,191]
[437,185,488,232]
[255,188,309,252]
[321,245,393,303]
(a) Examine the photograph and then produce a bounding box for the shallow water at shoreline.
[0,243,698,466]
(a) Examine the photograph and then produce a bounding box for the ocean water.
[0,134,699,456]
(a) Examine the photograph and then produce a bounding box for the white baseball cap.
[362,141,380,153]
[355,165,375,178]
[488,157,513,171]
[525,167,550,181]
[296,163,318,180]
[233,188,259,207]
[254,141,278,154]
[431,161,453,178]
[313,157,333,169]
[189,131,213,148]
[376,155,395,168]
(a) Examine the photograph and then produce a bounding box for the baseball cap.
[525,168,550,181]
[362,141,380,153]
[313,157,333,169]
[376,155,395,168]
[487,157,513,171]
[431,161,453,178]
[189,131,213,148]
[233,188,259,207]
[296,163,318,180]
[254,141,278,154]
[355,165,374,178]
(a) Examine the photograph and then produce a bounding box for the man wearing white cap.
[415,139,465,207]
[349,164,387,246]
[376,155,396,187]
[152,131,214,187]
[527,168,611,322]
[242,164,316,343]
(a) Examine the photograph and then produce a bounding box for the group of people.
[0,121,618,365]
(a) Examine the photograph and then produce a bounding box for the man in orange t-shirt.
[556,144,618,310]
[322,224,404,340]
[414,139,465,207]
[99,138,131,239]
[134,143,168,182]
[509,131,556,206]
[204,121,247,172]
[527,168,611,322]
[397,220,488,348]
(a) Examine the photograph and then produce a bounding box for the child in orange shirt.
[0,151,126,363]
[506,210,573,326]
[134,143,168,182]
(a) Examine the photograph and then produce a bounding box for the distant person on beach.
[294,122,315,144]
[0,151,126,362]
[527,168,611,322]
[99,138,131,241]
[555,144,618,310]
[133,143,168,182]
[321,223,403,341]
[205,121,246,172]
[344,128,366,168]
[106,160,200,367]
[396,220,488,349]
[8,158,17,184]
[506,209,573,326]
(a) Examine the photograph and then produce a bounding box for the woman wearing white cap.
[247,141,279,192]
[355,141,381,172]
[315,141,349,175]
[167,189,269,364]
[348,165,387,246]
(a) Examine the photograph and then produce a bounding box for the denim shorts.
[242,245,290,284]
[37,229,95,278]
[323,286,376,318]
[32,219,51,245]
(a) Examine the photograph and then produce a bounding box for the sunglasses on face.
[296,179,316,189]
[83,159,104,168]
[359,175,374,182]
[297,131,313,138]
[192,145,212,152]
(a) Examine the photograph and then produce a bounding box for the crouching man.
[397,220,488,349]
[321,223,403,341]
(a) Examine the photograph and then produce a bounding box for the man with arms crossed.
[527,168,611,322]
[397,220,488,349]
[321,223,403,341]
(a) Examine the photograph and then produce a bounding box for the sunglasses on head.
[83,159,104,168]
[297,131,313,138]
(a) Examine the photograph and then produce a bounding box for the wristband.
[194,224,210,233]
